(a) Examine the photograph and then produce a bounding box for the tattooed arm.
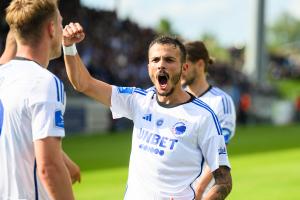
[202,166,232,200]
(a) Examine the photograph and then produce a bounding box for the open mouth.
[157,73,169,88]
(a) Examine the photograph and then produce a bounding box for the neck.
[186,74,210,97]
[157,85,190,105]
[16,43,50,68]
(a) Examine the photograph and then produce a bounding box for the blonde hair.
[6,0,58,45]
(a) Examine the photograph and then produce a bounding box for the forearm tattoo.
[209,166,232,200]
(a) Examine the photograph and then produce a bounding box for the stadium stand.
[1,1,298,131]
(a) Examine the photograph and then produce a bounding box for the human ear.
[48,21,55,38]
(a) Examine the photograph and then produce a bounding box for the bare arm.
[0,30,17,64]
[63,23,112,106]
[34,137,74,200]
[203,166,232,200]
[195,165,214,200]
[62,151,81,184]
[196,143,230,200]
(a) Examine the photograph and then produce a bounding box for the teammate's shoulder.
[35,69,61,87]
[205,86,233,101]
[191,98,215,115]
[26,64,63,93]
[145,86,156,93]
[208,86,231,97]
[115,86,150,96]
[0,60,14,70]
[208,86,235,114]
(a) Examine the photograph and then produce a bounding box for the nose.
[157,59,166,70]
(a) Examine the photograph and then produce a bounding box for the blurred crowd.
[1,0,156,93]
[1,0,299,125]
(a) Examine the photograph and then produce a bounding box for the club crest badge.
[172,122,186,136]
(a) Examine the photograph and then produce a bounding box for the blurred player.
[0,30,81,185]
[181,41,236,200]
[0,0,75,199]
[62,23,232,200]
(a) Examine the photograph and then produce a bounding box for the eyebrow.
[150,55,176,60]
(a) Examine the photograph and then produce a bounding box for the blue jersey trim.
[192,99,222,135]
[117,87,134,94]
[53,76,65,104]
[222,98,226,114]
[224,96,229,114]
[190,155,205,200]
[53,77,60,102]
[210,88,231,114]
[60,80,64,104]
[134,88,147,96]
[145,86,156,93]
[34,159,39,200]
[134,90,147,96]
[124,183,128,199]
[222,128,232,144]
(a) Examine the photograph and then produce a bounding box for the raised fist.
[62,22,85,47]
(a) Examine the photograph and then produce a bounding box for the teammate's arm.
[0,30,17,64]
[34,137,74,200]
[196,96,236,199]
[62,151,81,184]
[195,165,213,200]
[62,22,112,107]
[202,166,232,200]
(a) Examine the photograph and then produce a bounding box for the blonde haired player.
[0,0,76,199]
[0,29,81,186]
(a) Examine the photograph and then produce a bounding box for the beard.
[181,64,198,88]
[181,74,195,88]
[156,67,182,97]
[51,47,62,60]
[50,37,62,60]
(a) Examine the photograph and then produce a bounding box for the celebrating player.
[62,22,232,199]
[181,41,236,200]
[0,0,75,199]
[0,30,81,185]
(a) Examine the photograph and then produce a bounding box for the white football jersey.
[110,86,230,200]
[193,86,236,196]
[199,86,236,144]
[147,86,236,144]
[0,58,66,200]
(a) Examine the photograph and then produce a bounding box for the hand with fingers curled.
[62,151,81,184]
[62,22,85,47]
[67,160,81,184]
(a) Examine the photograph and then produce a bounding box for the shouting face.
[148,43,183,97]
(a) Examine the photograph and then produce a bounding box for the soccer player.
[181,41,236,200]
[62,23,232,199]
[0,30,81,185]
[0,0,75,199]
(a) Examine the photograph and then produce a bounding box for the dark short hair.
[148,35,186,64]
[185,41,213,66]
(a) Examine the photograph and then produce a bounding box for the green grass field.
[63,124,300,200]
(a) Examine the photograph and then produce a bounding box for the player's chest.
[133,107,200,149]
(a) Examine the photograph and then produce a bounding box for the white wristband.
[63,44,77,56]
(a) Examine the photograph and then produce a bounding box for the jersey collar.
[156,92,195,108]
[13,56,42,67]
[198,85,212,98]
